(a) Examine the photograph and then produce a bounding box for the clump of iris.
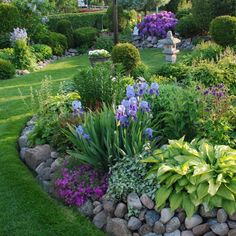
[116,82,159,136]
[72,100,84,117]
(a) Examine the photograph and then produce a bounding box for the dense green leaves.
[144,137,236,217]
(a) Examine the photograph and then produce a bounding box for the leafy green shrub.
[210,16,236,47]
[131,62,150,79]
[106,154,157,202]
[56,19,74,48]
[0,3,21,34]
[74,27,98,48]
[0,59,15,80]
[176,14,200,38]
[149,74,175,85]
[150,84,199,144]
[38,31,68,56]
[0,48,14,62]
[48,12,105,31]
[31,44,52,62]
[94,35,114,52]
[182,42,224,65]
[0,33,11,49]
[143,137,236,217]
[155,63,190,83]
[192,0,236,32]
[13,40,36,70]
[73,63,114,110]
[176,8,191,19]
[112,43,141,72]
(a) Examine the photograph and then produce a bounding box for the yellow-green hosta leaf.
[158,172,173,184]
[208,179,222,196]
[166,174,182,188]
[155,186,173,209]
[174,155,199,164]
[157,165,174,177]
[141,156,159,163]
[199,142,215,164]
[178,177,189,186]
[209,195,222,208]
[197,182,209,200]
[217,184,235,201]
[183,195,196,218]
[225,181,236,195]
[193,164,211,176]
[170,192,182,211]
[186,184,197,194]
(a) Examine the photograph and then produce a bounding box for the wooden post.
[113,0,119,44]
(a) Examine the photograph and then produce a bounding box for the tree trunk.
[113,0,119,44]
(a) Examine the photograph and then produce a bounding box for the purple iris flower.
[72,100,83,116]
[149,82,159,95]
[138,82,149,96]
[144,128,153,139]
[126,85,135,98]
[76,125,90,140]
[140,101,150,112]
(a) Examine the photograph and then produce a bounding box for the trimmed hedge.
[48,12,106,31]
[210,16,236,47]
[0,59,15,80]
[74,27,98,48]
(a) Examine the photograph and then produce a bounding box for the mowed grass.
[0,49,182,235]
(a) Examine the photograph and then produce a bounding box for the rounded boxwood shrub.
[74,27,98,48]
[56,19,74,48]
[0,59,15,80]
[39,32,68,56]
[210,16,236,46]
[31,44,52,62]
[112,43,141,71]
[176,14,201,38]
[0,3,21,34]
[0,48,14,61]
[94,35,113,52]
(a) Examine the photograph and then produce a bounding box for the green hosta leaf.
[141,156,160,163]
[217,184,235,201]
[178,177,189,186]
[166,174,182,188]
[222,199,236,215]
[193,164,211,176]
[208,179,222,196]
[186,184,197,194]
[197,182,209,200]
[174,155,199,164]
[157,165,174,177]
[158,172,173,184]
[170,192,182,211]
[209,195,222,208]
[199,142,215,164]
[183,194,196,218]
[226,181,236,195]
[155,186,173,209]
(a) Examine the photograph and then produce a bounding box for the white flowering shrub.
[88,49,111,59]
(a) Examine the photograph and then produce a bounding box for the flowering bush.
[10,28,28,44]
[55,164,108,206]
[88,49,111,59]
[137,11,178,38]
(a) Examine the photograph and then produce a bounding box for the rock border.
[18,118,236,236]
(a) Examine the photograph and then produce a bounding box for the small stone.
[228,229,236,236]
[166,217,180,233]
[124,214,129,221]
[153,221,165,234]
[203,232,216,236]
[177,211,186,224]
[19,135,28,148]
[181,231,194,236]
[51,151,59,159]
[192,223,210,236]
[164,230,181,236]
[41,180,52,193]
[93,201,101,207]
[144,233,159,236]
[106,218,132,236]
[229,213,236,221]
[200,206,217,218]
[228,220,236,229]
[160,208,174,224]
[207,219,218,226]
[217,209,227,223]
[139,209,147,221]
[92,210,107,229]
[185,215,203,229]
[93,205,103,215]
[133,233,140,236]
[78,199,93,217]
[145,210,160,226]
[35,162,46,175]
[103,200,116,215]
[140,194,154,209]
[128,217,142,231]
[139,224,152,236]
[114,203,127,218]
[128,193,143,210]
[20,147,27,160]
[38,167,51,181]
[44,158,54,167]
[50,159,61,172]
[210,223,229,236]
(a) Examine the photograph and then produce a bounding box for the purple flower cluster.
[116,82,159,127]
[55,164,108,206]
[137,11,178,38]
[197,84,226,98]
[72,100,84,117]
[10,28,28,43]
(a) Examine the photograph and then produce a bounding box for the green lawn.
[0,49,179,235]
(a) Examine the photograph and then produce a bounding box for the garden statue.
[159,31,181,63]
[133,26,139,36]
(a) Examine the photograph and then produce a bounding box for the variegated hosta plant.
[142,137,236,218]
